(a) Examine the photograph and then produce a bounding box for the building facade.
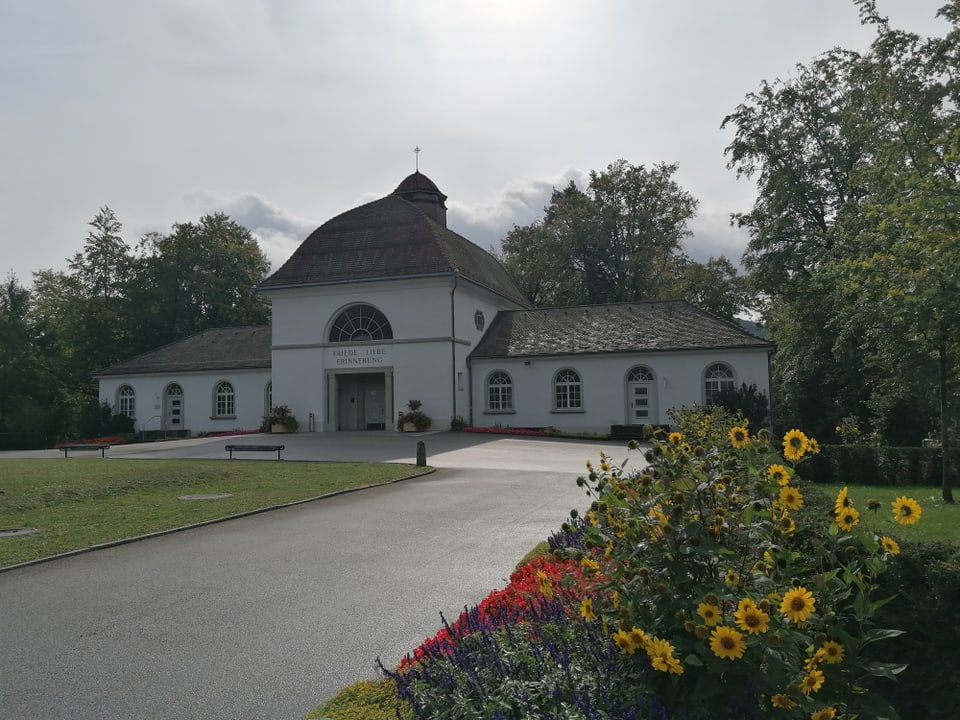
[96,172,774,436]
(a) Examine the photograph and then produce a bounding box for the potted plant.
[261,405,299,433]
[398,400,432,432]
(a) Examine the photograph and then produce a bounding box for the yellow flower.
[779,516,796,535]
[724,570,741,587]
[581,557,600,573]
[783,429,809,461]
[612,629,638,654]
[807,438,821,454]
[781,586,816,624]
[880,536,901,555]
[536,569,554,599]
[820,640,844,664]
[770,693,797,709]
[729,426,750,449]
[834,486,851,512]
[835,506,861,531]
[801,669,825,694]
[709,625,746,660]
[646,636,684,674]
[811,706,837,720]
[734,597,770,634]
[779,486,804,511]
[767,463,791,486]
[667,431,683,444]
[697,601,722,626]
[892,496,922,525]
[628,627,648,650]
[579,597,596,621]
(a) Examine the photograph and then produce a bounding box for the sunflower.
[536,569,554,599]
[646,636,684,674]
[892,496,922,525]
[781,586,816,624]
[724,569,741,587]
[779,486,804,511]
[729,426,750,449]
[579,597,596,621]
[880,535,901,555]
[820,640,844,664]
[581,557,600,573]
[770,693,797,709]
[835,506,861,531]
[667,431,683,444]
[709,625,746,660]
[782,429,809,461]
[734,598,770,634]
[612,629,638,654]
[697,601,722,626]
[834,486,851,512]
[807,438,821,454]
[628,627,648,650]
[767,463,791,486]
[779,516,796,535]
[811,708,837,720]
[801,669,825,694]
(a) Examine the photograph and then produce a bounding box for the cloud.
[184,190,318,271]
[685,211,751,267]
[447,167,590,252]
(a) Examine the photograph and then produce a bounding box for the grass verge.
[0,459,423,568]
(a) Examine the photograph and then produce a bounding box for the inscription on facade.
[332,346,388,366]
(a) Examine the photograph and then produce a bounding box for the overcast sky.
[0,0,949,285]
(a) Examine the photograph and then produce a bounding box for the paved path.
[0,432,644,720]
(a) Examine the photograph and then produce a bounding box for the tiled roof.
[93,326,271,377]
[258,193,528,306]
[469,301,774,359]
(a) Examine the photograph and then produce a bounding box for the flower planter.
[402,422,417,432]
[271,422,290,434]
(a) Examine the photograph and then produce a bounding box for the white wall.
[99,369,272,435]
[263,275,524,432]
[469,348,772,434]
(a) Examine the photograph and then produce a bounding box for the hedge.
[797,444,960,486]
[0,432,51,451]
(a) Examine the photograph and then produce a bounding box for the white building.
[96,172,773,436]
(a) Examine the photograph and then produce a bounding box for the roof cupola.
[392,171,448,227]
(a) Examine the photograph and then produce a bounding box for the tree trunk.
[940,344,954,503]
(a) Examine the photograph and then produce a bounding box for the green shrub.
[306,679,410,720]
[798,445,959,486]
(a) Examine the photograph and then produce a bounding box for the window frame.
[552,368,583,412]
[328,304,393,343]
[117,384,136,418]
[485,370,515,413]
[213,380,236,418]
[703,362,735,405]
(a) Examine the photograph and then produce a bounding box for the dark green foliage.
[77,399,114,440]
[798,444,959,487]
[110,413,135,434]
[871,541,960,720]
[712,383,769,427]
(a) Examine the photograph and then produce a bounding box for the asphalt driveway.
[0,432,643,720]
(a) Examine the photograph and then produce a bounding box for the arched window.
[214,381,235,417]
[704,363,735,405]
[486,370,513,411]
[554,369,582,410]
[329,304,393,342]
[627,366,654,383]
[117,385,136,418]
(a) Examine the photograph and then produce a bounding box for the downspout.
[450,273,459,425]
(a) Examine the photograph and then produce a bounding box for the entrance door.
[626,366,657,424]
[164,384,184,431]
[336,373,386,430]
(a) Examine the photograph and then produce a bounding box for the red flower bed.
[54,436,127,448]
[463,426,547,437]
[398,555,606,670]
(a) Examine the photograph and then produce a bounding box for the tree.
[129,212,270,351]
[500,160,699,307]
[723,0,960,499]
[668,256,748,321]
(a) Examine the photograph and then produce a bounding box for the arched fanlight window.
[329,304,393,342]
[214,381,235,417]
[117,385,136,418]
[704,363,735,405]
[486,370,513,411]
[554,369,582,410]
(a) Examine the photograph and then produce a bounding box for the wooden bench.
[61,444,110,458]
[225,444,284,460]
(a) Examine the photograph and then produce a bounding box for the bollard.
[416,440,426,467]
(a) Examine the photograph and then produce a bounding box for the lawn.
[0,458,424,569]
[819,483,960,543]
